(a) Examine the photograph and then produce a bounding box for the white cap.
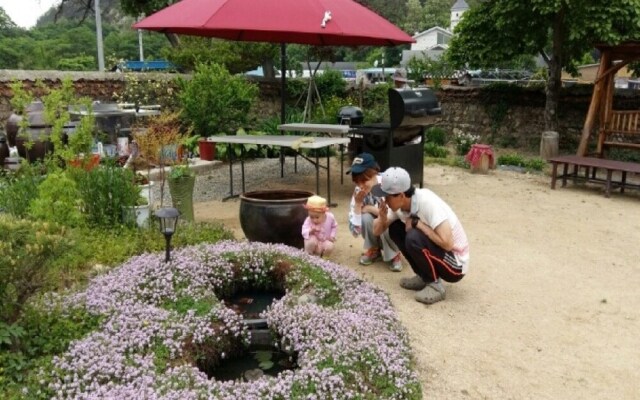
[371,167,411,197]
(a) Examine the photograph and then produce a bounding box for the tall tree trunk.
[164,33,180,47]
[545,10,566,132]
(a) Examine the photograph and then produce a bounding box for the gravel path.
[150,156,336,207]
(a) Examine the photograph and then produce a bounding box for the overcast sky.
[0,0,58,29]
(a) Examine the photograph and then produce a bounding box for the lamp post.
[155,207,179,262]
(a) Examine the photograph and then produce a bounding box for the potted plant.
[167,162,196,222]
[132,111,188,206]
[178,63,258,157]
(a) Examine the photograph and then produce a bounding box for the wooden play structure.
[548,41,640,197]
[578,40,640,157]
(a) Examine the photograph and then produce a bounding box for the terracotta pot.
[68,154,101,170]
[198,139,216,161]
[239,189,314,249]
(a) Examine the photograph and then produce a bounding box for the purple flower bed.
[29,241,422,399]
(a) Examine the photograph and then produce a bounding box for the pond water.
[205,344,297,382]
[202,289,297,381]
[223,290,284,319]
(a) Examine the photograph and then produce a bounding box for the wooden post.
[577,51,610,156]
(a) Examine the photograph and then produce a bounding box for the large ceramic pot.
[15,127,54,162]
[239,189,314,249]
[0,136,10,168]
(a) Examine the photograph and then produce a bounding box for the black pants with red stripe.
[389,220,464,284]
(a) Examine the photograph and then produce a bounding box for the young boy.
[301,195,338,257]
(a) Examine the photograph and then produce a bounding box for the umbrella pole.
[280,43,286,127]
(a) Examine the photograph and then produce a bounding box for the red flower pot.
[198,139,216,161]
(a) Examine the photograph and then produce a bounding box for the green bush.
[28,171,85,227]
[179,63,258,135]
[69,160,139,227]
[497,153,526,167]
[453,132,480,156]
[424,143,449,158]
[497,153,546,171]
[0,216,72,323]
[314,69,347,100]
[0,165,42,218]
[524,158,546,171]
[425,127,448,146]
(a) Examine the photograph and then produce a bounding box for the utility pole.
[95,0,105,71]
[138,30,144,61]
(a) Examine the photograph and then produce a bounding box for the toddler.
[301,195,337,257]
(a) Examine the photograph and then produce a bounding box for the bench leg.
[621,171,627,194]
[561,163,569,187]
[605,169,613,198]
[551,162,559,189]
[571,164,579,185]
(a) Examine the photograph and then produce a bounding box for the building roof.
[412,26,452,40]
[451,0,469,12]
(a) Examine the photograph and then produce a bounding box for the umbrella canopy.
[133,0,414,46]
[134,0,414,123]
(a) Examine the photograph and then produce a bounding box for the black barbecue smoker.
[345,88,441,187]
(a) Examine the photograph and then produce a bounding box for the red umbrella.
[134,0,414,122]
[133,0,413,46]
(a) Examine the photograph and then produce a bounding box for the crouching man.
[372,167,469,304]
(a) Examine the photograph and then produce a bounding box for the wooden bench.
[548,155,640,198]
[598,110,640,156]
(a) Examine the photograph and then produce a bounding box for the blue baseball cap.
[347,153,378,175]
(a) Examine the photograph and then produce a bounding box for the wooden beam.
[593,60,630,85]
[578,51,610,156]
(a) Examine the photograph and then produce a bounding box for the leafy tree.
[0,7,17,30]
[403,0,425,35]
[447,0,640,131]
[423,0,451,30]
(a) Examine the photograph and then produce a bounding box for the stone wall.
[3,69,640,152]
[0,69,281,126]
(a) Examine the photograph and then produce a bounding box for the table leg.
[280,151,284,178]
[326,151,334,207]
[222,143,237,201]
[571,164,578,185]
[340,144,344,185]
[315,151,320,196]
[240,146,246,194]
[605,169,612,198]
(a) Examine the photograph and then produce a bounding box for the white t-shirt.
[387,188,470,273]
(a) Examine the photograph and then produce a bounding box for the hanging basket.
[168,175,196,221]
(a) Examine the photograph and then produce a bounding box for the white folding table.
[210,134,350,205]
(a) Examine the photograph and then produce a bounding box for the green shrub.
[0,166,42,218]
[28,171,85,227]
[69,160,139,227]
[453,132,480,156]
[497,153,526,167]
[0,216,72,323]
[425,127,448,146]
[424,143,449,158]
[179,63,258,135]
[314,69,347,100]
[524,158,546,171]
[497,153,546,171]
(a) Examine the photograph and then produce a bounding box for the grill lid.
[337,105,364,125]
[388,88,441,129]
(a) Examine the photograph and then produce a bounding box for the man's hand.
[377,199,388,222]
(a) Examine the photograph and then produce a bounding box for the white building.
[401,0,469,65]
